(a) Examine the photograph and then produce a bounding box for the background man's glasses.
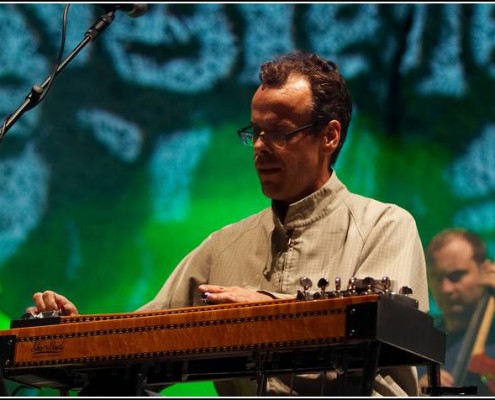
[236,122,316,148]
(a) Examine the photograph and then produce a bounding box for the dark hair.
[259,52,353,167]
[426,228,488,267]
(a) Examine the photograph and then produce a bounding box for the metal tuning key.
[379,279,419,309]
[397,286,419,308]
[313,277,330,299]
[399,286,413,296]
[382,276,391,294]
[300,276,313,292]
[331,277,343,298]
[297,276,313,301]
[361,276,375,295]
[344,276,358,297]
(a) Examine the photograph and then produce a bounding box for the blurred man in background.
[419,228,495,395]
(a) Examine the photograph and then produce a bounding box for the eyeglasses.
[236,122,316,148]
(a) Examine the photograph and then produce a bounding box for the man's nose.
[441,278,455,294]
[253,133,270,153]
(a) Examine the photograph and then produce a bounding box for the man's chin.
[443,305,473,322]
[445,304,465,314]
[259,181,280,197]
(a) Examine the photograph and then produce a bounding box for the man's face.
[428,237,484,330]
[250,75,332,205]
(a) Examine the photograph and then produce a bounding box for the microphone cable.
[0,4,71,143]
[38,4,71,103]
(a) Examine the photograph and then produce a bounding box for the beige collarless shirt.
[141,172,428,312]
[139,172,428,396]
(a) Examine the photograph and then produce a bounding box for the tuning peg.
[298,277,313,300]
[317,277,329,290]
[399,286,413,296]
[362,276,375,294]
[329,277,343,298]
[296,290,307,301]
[345,276,358,297]
[318,277,329,293]
[299,276,313,291]
[382,276,391,294]
[313,277,330,299]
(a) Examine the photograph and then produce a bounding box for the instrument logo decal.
[31,340,65,356]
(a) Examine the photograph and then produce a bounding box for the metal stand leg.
[424,362,478,396]
[136,373,147,396]
[427,362,441,393]
[319,369,327,396]
[361,341,381,395]
[256,373,267,396]
[289,371,296,396]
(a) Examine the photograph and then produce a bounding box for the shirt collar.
[271,171,348,230]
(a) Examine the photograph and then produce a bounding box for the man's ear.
[321,120,341,154]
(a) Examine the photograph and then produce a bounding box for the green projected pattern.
[1,3,495,396]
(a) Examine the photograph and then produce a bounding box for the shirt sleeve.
[353,204,429,312]
[137,236,214,311]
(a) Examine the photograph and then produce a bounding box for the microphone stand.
[0,9,117,143]
[0,10,117,396]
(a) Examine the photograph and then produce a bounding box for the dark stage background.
[0,3,494,396]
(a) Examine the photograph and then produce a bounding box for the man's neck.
[444,314,471,333]
[270,171,334,223]
[272,200,289,223]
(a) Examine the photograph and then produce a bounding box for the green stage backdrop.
[0,2,495,396]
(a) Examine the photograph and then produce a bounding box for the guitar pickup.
[10,311,62,328]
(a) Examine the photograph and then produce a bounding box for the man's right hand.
[26,290,79,316]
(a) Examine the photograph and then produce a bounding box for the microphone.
[99,3,148,18]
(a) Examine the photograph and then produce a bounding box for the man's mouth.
[444,301,464,314]
[256,164,282,176]
[258,166,280,173]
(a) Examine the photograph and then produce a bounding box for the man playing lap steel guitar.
[27,51,428,396]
